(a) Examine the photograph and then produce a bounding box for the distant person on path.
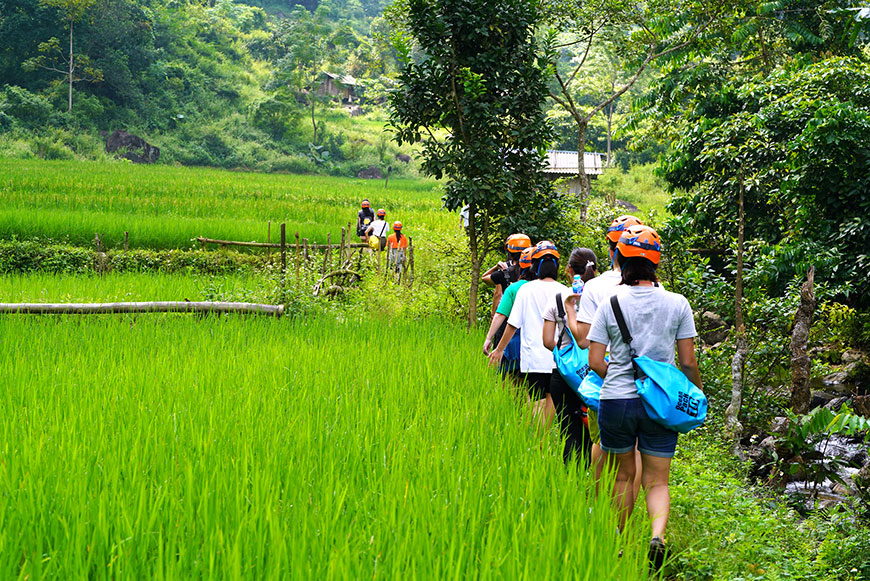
[387,221,408,272]
[482,234,531,318]
[587,225,703,571]
[365,208,389,251]
[488,241,571,426]
[357,199,375,241]
[542,247,598,463]
[483,246,536,380]
[565,215,644,482]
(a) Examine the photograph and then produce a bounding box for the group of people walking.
[482,215,703,571]
[357,199,408,271]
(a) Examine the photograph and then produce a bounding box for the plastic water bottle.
[572,275,584,312]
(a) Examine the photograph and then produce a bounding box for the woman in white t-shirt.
[587,225,703,571]
[488,241,571,425]
[542,247,597,463]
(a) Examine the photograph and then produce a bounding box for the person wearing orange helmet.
[488,241,571,424]
[365,208,389,251]
[386,221,408,272]
[482,233,532,318]
[483,246,536,379]
[563,215,644,478]
[357,199,375,241]
[587,225,703,571]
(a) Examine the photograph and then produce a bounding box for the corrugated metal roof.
[544,150,604,175]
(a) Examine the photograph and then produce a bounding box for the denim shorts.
[598,398,678,458]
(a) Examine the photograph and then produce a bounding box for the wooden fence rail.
[0,302,284,317]
[196,236,368,250]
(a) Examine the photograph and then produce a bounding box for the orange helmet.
[617,225,661,264]
[361,199,371,209]
[376,208,386,218]
[393,221,402,231]
[606,215,643,243]
[505,233,532,253]
[519,246,535,270]
[532,240,559,261]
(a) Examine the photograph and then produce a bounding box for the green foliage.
[663,57,870,300]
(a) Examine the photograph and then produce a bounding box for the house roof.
[322,72,357,86]
[544,150,604,176]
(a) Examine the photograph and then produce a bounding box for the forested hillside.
[0,0,409,172]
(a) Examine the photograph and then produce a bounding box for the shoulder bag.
[609,295,707,433]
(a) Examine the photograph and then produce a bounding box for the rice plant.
[0,312,653,579]
[0,159,453,250]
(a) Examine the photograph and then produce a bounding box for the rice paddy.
[0,159,453,250]
[0,160,658,578]
[1,305,651,579]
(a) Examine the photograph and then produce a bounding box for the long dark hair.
[568,248,597,283]
[533,256,559,279]
[616,252,658,286]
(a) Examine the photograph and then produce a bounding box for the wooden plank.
[0,302,284,317]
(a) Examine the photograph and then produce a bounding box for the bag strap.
[610,295,645,380]
[610,295,632,346]
[555,293,569,349]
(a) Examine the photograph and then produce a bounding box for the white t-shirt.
[507,278,572,373]
[577,269,621,324]
[368,219,389,238]
[587,285,697,400]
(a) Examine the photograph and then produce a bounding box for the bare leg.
[633,448,643,503]
[640,454,672,539]
[608,450,638,531]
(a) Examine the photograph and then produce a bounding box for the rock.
[770,416,790,434]
[854,395,870,418]
[825,396,850,411]
[105,130,159,164]
[395,153,411,164]
[759,435,777,454]
[698,311,728,345]
[823,370,851,386]
[843,350,865,364]
[811,390,838,408]
[357,166,384,179]
[615,199,639,212]
[345,104,363,117]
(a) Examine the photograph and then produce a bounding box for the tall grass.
[0,159,452,250]
[0,313,652,578]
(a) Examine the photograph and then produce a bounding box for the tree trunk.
[725,170,746,457]
[606,102,613,167]
[310,99,317,144]
[68,21,74,113]
[577,122,590,219]
[467,203,481,329]
[790,266,816,414]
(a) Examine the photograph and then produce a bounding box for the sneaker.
[648,536,667,573]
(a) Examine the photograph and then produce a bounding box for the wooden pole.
[295,231,301,281]
[303,239,309,263]
[124,231,128,251]
[408,237,414,288]
[0,301,284,317]
[267,220,271,258]
[280,222,287,285]
[322,233,331,277]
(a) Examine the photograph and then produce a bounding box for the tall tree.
[542,0,720,200]
[23,0,101,113]
[388,0,555,327]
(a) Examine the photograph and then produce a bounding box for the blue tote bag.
[634,356,707,433]
[609,296,707,433]
[552,293,593,397]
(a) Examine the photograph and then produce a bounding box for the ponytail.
[568,248,598,283]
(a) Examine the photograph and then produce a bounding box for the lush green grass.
[592,164,671,217]
[1,310,654,579]
[0,159,452,250]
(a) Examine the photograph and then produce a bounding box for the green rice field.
[0,159,452,250]
[1,302,653,578]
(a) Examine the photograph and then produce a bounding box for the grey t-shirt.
[587,284,697,400]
